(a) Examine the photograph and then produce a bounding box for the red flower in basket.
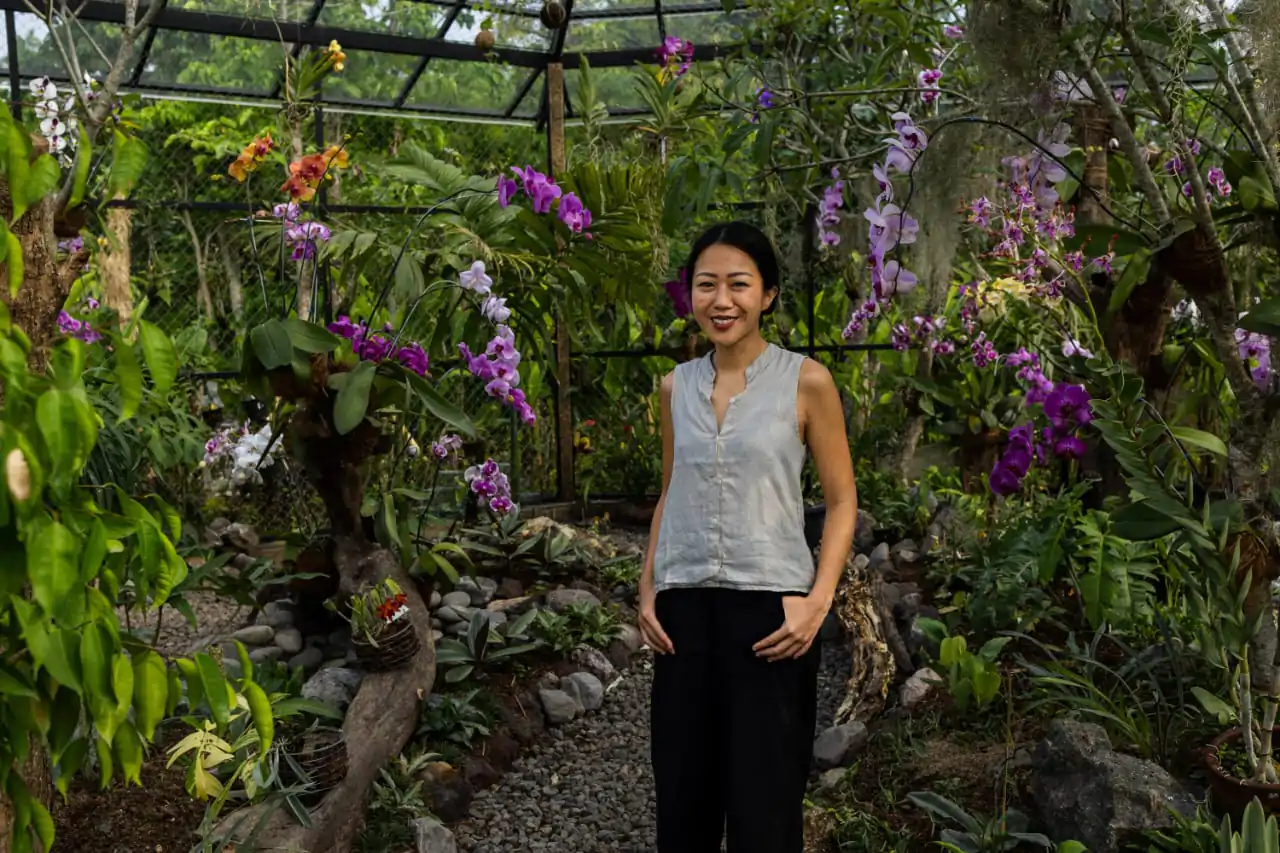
[377,598,399,622]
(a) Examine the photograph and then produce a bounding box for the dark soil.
[53,724,208,853]
[808,692,1049,853]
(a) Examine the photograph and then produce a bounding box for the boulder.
[867,542,891,572]
[562,671,605,713]
[416,761,473,823]
[457,576,498,607]
[441,591,472,610]
[539,688,580,725]
[546,588,601,612]
[231,625,275,646]
[411,816,458,853]
[854,510,877,552]
[899,668,936,710]
[275,628,304,655]
[813,722,869,770]
[1030,720,1197,853]
[570,645,618,684]
[301,666,364,711]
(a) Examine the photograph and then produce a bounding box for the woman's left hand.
[753,594,830,661]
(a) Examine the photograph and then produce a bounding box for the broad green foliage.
[0,313,278,851]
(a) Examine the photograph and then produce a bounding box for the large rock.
[411,816,458,853]
[301,667,364,711]
[440,591,472,610]
[416,761,473,823]
[546,588,601,612]
[1030,720,1196,853]
[899,668,936,710]
[867,542,891,572]
[570,644,618,684]
[813,722,868,770]
[457,576,498,607]
[562,671,605,713]
[854,510,877,552]
[231,625,275,646]
[275,628,304,654]
[539,688,580,724]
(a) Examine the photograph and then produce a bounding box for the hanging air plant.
[540,0,567,29]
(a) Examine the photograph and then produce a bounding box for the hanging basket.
[351,618,421,672]
[280,726,348,795]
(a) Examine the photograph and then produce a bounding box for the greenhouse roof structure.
[0,0,752,123]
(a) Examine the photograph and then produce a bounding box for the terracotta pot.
[1203,727,1280,819]
[282,726,348,794]
[351,618,421,672]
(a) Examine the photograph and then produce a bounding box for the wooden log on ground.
[831,557,897,725]
[217,549,435,853]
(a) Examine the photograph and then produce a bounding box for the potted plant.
[339,578,422,672]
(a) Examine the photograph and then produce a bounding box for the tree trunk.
[100,204,133,328]
[220,232,244,322]
[178,209,215,323]
[0,743,53,853]
[0,162,81,852]
[218,386,436,853]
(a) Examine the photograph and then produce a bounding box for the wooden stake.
[547,62,575,504]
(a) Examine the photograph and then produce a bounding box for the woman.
[639,221,857,853]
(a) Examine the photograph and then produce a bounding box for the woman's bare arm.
[802,359,857,607]
[638,371,676,653]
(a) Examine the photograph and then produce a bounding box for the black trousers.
[650,587,821,853]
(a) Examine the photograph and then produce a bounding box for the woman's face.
[690,243,775,347]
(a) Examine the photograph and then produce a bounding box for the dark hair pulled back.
[683,221,782,315]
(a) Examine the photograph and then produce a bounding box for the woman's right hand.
[638,580,674,654]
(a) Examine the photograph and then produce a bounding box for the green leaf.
[1191,686,1236,725]
[1063,223,1148,257]
[195,652,230,729]
[1107,250,1152,315]
[81,518,107,583]
[6,118,33,222]
[114,720,144,786]
[112,335,144,422]
[131,650,168,741]
[333,360,376,435]
[106,130,148,199]
[250,319,294,370]
[138,320,177,396]
[906,791,984,835]
[68,126,92,209]
[1111,501,1181,541]
[283,318,341,353]
[0,663,36,698]
[1239,296,1280,338]
[1170,426,1228,457]
[242,681,275,754]
[23,154,60,208]
[403,368,476,437]
[6,227,21,299]
[28,522,80,618]
[80,624,118,744]
[37,389,97,481]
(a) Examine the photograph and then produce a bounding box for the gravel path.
[456,636,852,853]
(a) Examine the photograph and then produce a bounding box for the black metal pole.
[6,11,20,121]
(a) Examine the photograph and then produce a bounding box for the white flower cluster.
[202,422,278,493]
[29,73,96,164]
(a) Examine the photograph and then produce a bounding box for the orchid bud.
[5,448,30,502]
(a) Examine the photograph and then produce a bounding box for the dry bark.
[832,557,897,725]
[100,205,133,328]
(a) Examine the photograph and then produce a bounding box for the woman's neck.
[711,333,768,374]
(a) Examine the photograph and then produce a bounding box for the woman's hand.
[753,594,830,661]
[638,580,675,654]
